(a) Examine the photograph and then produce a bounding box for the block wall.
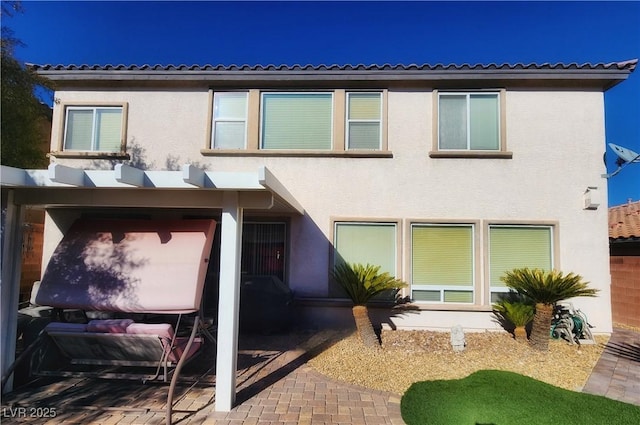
[610,255,640,329]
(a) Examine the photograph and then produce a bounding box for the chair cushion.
[126,323,174,340]
[125,323,201,362]
[87,319,134,333]
[45,322,87,333]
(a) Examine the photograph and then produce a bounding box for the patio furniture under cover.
[32,218,217,424]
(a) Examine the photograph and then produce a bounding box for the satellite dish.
[602,143,640,178]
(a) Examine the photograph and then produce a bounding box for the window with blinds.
[411,224,474,303]
[347,92,382,150]
[261,93,333,150]
[489,225,553,302]
[63,106,123,152]
[212,92,247,149]
[334,222,397,275]
[438,93,500,151]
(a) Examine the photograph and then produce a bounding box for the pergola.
[0,163,303,411]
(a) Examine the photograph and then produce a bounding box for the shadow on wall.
[89,138,211,172]
[287,211,419,331]
[90,139,154,171]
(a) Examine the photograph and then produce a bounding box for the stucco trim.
[428,151,513,159]
[200,149,393,158]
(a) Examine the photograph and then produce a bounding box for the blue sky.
[5,0,640,206]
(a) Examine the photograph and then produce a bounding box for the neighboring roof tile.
[609,200,640,240]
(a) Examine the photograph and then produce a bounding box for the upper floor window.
[63,106,124,152]
[261,92,333,150]
[204,89,389,157]
[212,92,248,149]
[346,92,382,150]
[437,92,501,152]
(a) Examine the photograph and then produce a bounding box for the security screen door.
[241,222,286,282]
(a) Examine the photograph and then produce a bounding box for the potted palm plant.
[500,268,598,351]
[331,262,407,349]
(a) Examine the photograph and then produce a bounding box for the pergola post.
[1,191,25,393]
[215,191,243,411]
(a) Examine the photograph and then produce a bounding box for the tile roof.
[27,60,638,72]
[609,200,640,240]
[27,60,637,90]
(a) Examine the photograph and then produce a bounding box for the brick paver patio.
[583,328,640,406]
[1,330,403,425]
[2,327,638,424]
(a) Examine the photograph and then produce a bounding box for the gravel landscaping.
[307,329,608,395]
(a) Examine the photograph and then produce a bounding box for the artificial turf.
[401,369,640,425]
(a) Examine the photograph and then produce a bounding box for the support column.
[215,191,243,411]
[1,191,24,393]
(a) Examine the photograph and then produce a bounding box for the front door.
[241,222,286,282]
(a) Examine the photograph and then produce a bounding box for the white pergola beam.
[115,164,145,187]
[215,191,243,411]
[0,166,27,186]
[258,166,304,214]
[182,164,206,187]
[13,188,226,208]
[48,163,85,186]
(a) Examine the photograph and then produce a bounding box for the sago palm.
[332,262,407,348]
[492,298,535,341]
[500,268,598,351]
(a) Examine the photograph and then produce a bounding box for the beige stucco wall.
[46,88,613,332]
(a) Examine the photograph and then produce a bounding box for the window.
[212,92,247,149]
[489,225,553,302]
[63,106,124,152]
[347,92,382,150]
[411,224,474,303]
[333,222,398,298]
[334,222,397,274]
[438,92,500,151]
[261,92,333,150]
[204,89,389,156]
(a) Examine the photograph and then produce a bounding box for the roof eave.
[29,61,637,90]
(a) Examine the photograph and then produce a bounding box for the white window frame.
[410,223,475,304]
[346,92,382,150]
[211,92,248,149]
[437,91,501,151]
[63,106,124,152]
[259,92,334,150]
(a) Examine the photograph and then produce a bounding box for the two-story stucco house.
[1,60,636,407]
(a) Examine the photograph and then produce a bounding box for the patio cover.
[0,163,303,412]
